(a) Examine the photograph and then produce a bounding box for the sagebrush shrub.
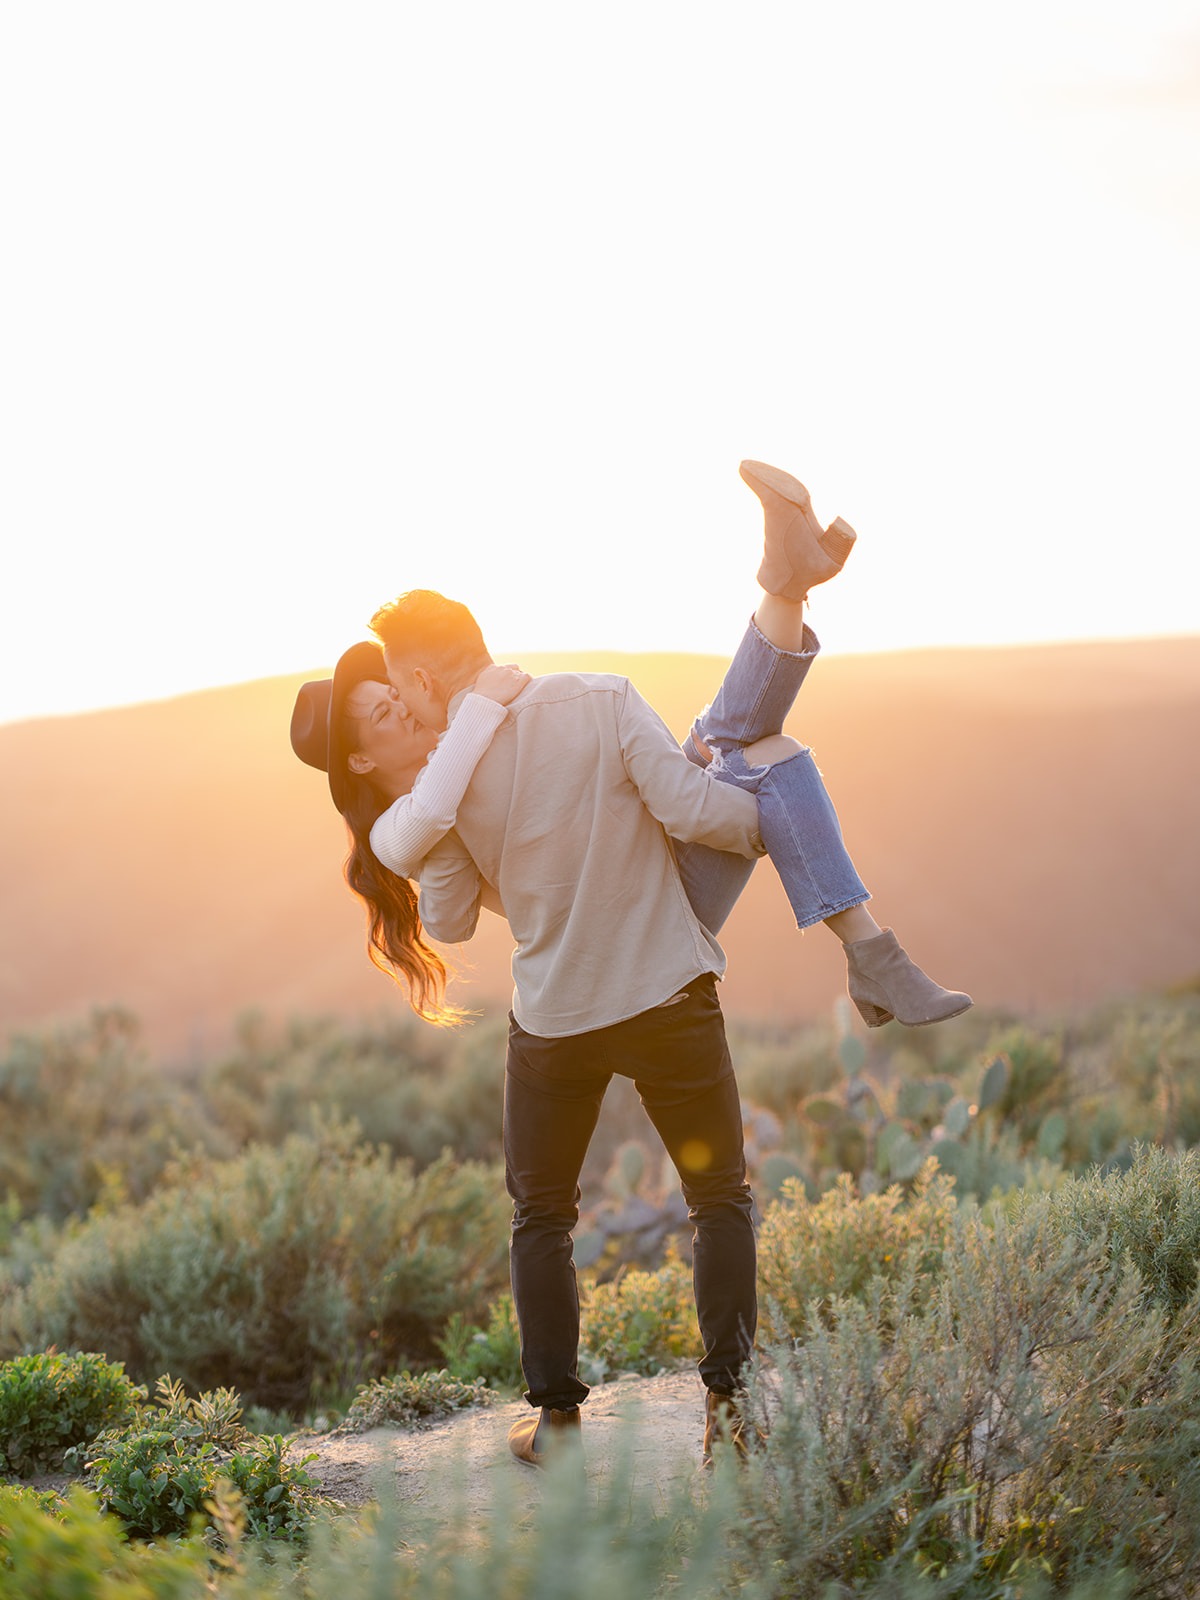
[0,1422,1158,1600]
[1,1126,510,1411]
[757,1159,959,1338]
[1031,1141,1200,1318]
[202,1012,510,1168]
[738,1200,1200,1596]
[336,1369,495,1433]
[0,1351,144,1477]
[0,1010,221,1224]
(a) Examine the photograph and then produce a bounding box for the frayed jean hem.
[689,616,820,751]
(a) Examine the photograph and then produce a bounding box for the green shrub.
[0,1010,222,1225]
[578,1253,698,1381]
[924,1116,1065,1202]
[0,1211,63,1307]
[441,1260,701,1397]
[437,1295,525,1393]
[1036,1141,1200,1316]
[86,1429,316,1545]
[201,1013,509,1170]
[0,1352,144,1478]
[336,1369,495,1433]
[979,1029,1066,1134]
[755,1150,807,1202]
[0,1009,513,1241]
[0,1411,1164,1600]
[724,1018,842,1116]
[738,1203,1200,1597]
[1,1126,510,1412]
[80,1379,320,1545]
[108,1374,250,1452]
[757,1159,959,1338]
[0,1482,66,1518]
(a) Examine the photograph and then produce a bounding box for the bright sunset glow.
[2,1,1197,726]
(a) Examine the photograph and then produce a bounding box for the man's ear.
[413,666,436,697]
[347,752,375,775]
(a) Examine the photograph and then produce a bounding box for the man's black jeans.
[503,974,757,1411]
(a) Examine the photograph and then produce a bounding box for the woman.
[290,461,970,1030]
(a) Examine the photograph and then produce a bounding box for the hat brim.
[289,640,389,816]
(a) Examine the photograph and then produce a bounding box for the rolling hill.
[2,635,1198,1062]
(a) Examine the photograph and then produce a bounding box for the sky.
[2,1,1198,726]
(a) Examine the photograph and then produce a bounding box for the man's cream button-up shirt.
[416,672,765,1039]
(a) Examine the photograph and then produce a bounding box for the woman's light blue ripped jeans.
[672,615,870,936]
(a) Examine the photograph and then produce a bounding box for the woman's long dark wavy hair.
[339,772,466,1027]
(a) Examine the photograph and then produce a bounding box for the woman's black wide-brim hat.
[289,640,389,815]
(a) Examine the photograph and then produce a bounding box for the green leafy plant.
[132,1374,249,1448]
[0,1351,144,1478]
[82,1381,320,1545]
[0,1482,212,1597]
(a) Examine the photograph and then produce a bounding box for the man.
[358,464,852,1470]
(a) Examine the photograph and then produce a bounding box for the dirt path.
[291,1369,710,1519]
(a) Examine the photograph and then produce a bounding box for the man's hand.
[473,663,531,706]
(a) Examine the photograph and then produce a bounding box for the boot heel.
[820,516,857,564]
[852,995,893,1027]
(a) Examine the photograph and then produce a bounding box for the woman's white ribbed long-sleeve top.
[368,693,509,879]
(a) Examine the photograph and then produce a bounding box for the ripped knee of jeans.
[684,722,715,768]
[741,733,808,770]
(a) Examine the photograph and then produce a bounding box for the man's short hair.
[369,589,489,677]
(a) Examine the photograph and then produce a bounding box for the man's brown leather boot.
[701,1388,751,1468]
[508,1405,583,1468]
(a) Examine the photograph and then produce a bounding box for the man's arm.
[616,681,765,858]
[416,831,493,943]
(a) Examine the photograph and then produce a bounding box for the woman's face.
[343,679,439,801]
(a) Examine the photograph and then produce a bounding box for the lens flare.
[679,1139,712,1172]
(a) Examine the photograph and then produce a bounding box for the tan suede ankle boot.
[845,929,972,1027]
[740,459,857,601]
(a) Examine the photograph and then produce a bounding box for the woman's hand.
[473,663,531,706]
